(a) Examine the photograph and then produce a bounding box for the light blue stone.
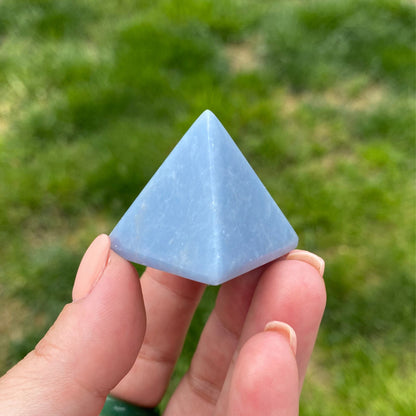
[110,110,298,285]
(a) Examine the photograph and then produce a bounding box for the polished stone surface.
[110,110,298,285]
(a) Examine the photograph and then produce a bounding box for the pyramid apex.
[195,110,230,144]
[199,109,220,124]
[201,109,215,117]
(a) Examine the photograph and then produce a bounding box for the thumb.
[0,234,146,416]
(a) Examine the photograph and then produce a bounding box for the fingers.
[226,324,299,416]
[163,267,265,416]
[110,249,325,414]
[0,235,146,416]
[111,267,206,407]
[241,255,326,387]
[215,254,326,414]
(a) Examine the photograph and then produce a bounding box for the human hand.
[0,234,326,415]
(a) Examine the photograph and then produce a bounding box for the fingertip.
[227,331,299,416]
[72,234,111,301]
[264,320,297,356]
[265,257,327,320]
[285,249,325,277]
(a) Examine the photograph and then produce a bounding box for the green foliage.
[0,0,414,413]
[265,0,416,91]
[0,0,97,40]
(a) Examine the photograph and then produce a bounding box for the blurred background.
[0,0,414,413]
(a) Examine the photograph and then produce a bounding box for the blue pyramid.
[110,110,298,285]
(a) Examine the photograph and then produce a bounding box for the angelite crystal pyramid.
[110,110,298,285]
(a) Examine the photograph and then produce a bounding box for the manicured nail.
[72,234,111,301]
[286,249,325,277]
[264,321,297,356]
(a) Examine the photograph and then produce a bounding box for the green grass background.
[0,0,414,414]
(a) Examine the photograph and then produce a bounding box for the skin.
[0,235,326,416]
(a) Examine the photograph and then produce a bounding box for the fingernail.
[286,249,325,277]
[72,234,111,301]
[264,321,297,356]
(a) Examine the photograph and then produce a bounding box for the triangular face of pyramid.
[110,110,298,285]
